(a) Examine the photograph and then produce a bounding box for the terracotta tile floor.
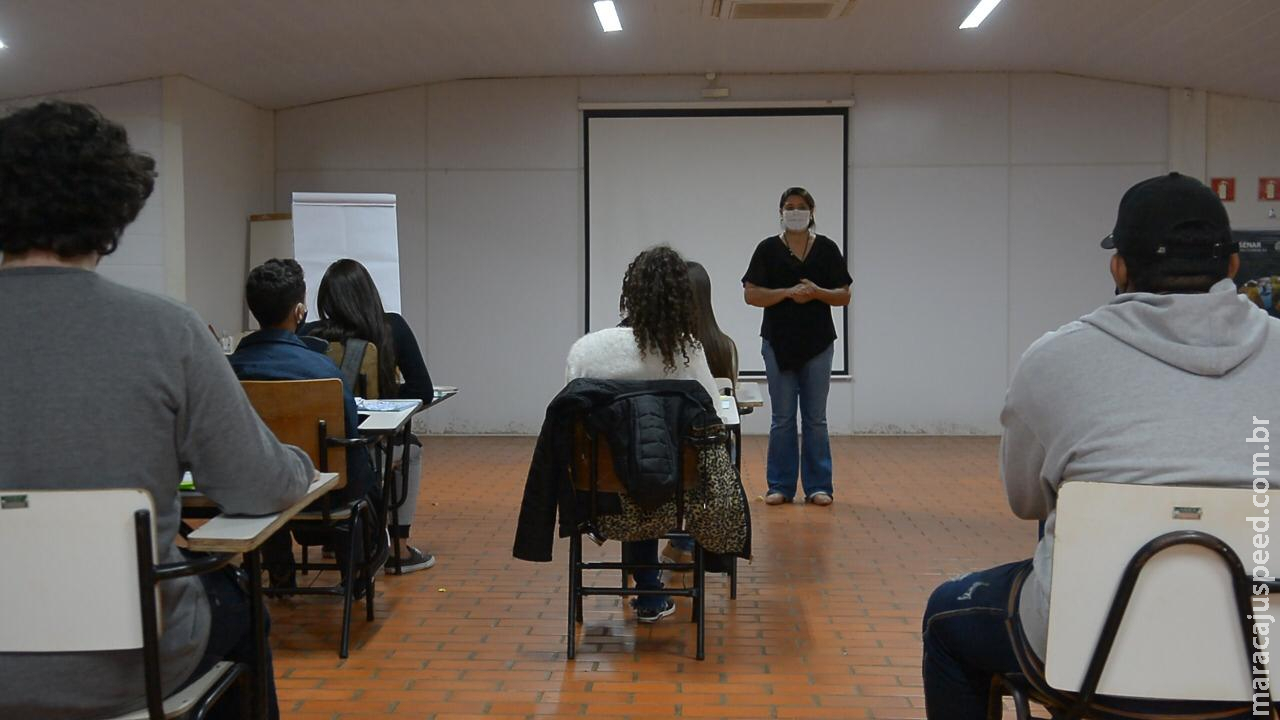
[269,435,1039,719]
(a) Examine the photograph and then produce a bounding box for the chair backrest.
[571,419,700,495]
[324,339,381,399]
[240,378,348,488]
[712,377,734,398]
[0,488,155,652]
[1045,481,1268,701]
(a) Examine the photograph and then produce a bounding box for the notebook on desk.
[354,398,420,413]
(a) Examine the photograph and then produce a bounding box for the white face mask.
[782,209,811,232]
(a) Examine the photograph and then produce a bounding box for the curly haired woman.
[564,245,718,622]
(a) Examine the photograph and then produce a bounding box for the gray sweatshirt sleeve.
[1000,405,1050,520]
[176,314,312,515]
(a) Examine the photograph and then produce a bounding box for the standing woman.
[305,259,437,572]
[742,187,851,506]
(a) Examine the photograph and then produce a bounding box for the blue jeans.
[187,566,279,720]
[762,340,834,499]
[923,560,1250,720]
[622,539,666,611]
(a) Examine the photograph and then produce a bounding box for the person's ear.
[1227,253,1240,281]
[1110,254,1128,294]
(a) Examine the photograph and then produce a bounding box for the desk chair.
[239,379,382,658]
[0,489,246,720]
[990,482,1275,719]
[321,339,422,572]
[567,419,708,660]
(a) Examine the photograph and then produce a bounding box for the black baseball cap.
[1101,173,1236,259]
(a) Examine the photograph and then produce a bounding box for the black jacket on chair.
[512,378,718,562]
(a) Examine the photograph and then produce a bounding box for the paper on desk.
[355,398,420,412]
[291,192,401,314]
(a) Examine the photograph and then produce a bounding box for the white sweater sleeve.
[684,343,721,402]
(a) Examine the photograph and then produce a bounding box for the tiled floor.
[269,435,1038,719]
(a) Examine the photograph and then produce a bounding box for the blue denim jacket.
[229,328,375,500]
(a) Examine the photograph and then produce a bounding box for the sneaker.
[633,598,677,623]
[397,545,436,573]
[765,492,791,505]
[807,492,833,506]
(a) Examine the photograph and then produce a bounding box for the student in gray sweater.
[0,102,313,719]
[922,174,1279,719]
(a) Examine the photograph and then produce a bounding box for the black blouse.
[302,312,433,402]
[741,233,852,371]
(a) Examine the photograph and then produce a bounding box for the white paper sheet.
[290,192,402,315]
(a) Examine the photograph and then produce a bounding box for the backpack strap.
[339,338,369,395]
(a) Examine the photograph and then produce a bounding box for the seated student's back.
[230,259,375,500]
[0,101,312,719]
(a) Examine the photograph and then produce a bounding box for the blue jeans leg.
[922,560,1030,720]
[762,340,799,498]
[923,560,1251,719]
[621,539,667,611]
[797,344,834,498]
[189,566,280,720]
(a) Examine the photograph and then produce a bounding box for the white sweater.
[566,327,720,402]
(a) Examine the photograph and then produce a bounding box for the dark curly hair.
[0,101,156,258]
[245,259,306,327]
[619,245,698,373]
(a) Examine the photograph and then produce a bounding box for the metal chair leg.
[567,532,580,659]
[337,515,359,659]
[695,542,705,661]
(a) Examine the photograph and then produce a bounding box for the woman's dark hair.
[1123,222,1233,294]
[0,101,156,258]
[686,261,737,380]
[619,246,698,373]
[245,259,305,327]
[311,259,398,397]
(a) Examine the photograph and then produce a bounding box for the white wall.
[1208,94,1280,231]
[274,72,1280,435]
[168,77,275,333]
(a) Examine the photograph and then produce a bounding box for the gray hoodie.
[1003,278,1280,659]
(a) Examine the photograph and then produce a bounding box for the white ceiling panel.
[0,0,1274,109]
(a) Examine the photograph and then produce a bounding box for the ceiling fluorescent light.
[595,1,623,32]
[959,0,1003,29]
[0,39,7,50]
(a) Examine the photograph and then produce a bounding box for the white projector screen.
[585,109,849,376]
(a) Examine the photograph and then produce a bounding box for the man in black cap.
[920,173,1279,718]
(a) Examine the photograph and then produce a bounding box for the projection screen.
[585,108,849,376]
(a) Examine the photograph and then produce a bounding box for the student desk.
[356,386,458,574]
[734,381,763,412]
[182,472,340,720]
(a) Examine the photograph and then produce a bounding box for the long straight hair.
[312,259,398,397]
[686,261,737,380]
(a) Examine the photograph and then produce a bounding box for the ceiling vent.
[701,0,857,20]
